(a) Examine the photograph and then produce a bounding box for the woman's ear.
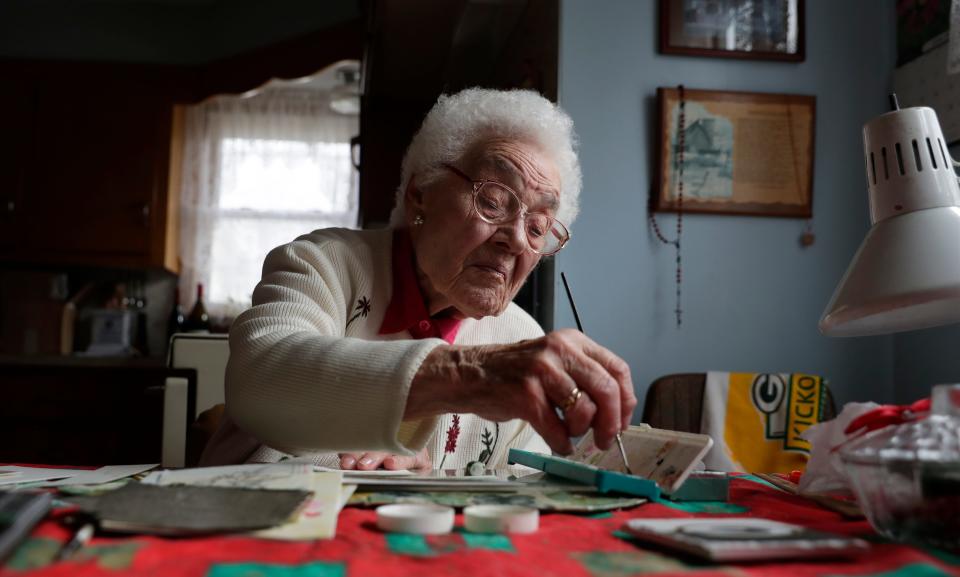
[404,176,425,211]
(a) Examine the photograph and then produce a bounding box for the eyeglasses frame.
[439,162,570,256]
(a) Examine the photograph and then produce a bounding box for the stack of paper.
[92,483,312,535]
[142,464,348,540]
[0,465,157,488]
[326,466,529,491]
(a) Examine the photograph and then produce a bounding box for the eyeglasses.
[441,163,570,256]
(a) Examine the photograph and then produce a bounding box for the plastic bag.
[797,401,879,494]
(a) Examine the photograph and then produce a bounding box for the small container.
[839,384,960,551]
[375,504,454,535]
[464,505,539,534]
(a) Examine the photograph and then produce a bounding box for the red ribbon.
[843,397,931,436]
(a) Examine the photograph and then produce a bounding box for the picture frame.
[654,87,815,218]
[659,0,805,62]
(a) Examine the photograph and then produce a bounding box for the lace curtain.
[179,88,359,319]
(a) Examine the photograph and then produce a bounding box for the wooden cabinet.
[0,62,183,271]
[0,357,195,465]
[0,22,361,272]
[0,72,35,252]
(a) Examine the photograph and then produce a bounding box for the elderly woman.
[200,88,636,470]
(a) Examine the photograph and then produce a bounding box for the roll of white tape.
[464,505,539,534]
[376,504,455,535]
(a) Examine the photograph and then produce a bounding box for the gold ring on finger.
[559,387,582,412]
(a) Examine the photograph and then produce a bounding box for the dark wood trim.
[0,363,196,465]
[193,18,364,102]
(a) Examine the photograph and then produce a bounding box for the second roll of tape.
[464,505,539,534]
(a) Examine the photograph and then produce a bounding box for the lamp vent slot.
[869,152,876,184]
[912,139,923,171]
[927,137,938,169]
[940,137,948,169]
[893,143,902,176]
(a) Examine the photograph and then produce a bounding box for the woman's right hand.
[406,328,636,455]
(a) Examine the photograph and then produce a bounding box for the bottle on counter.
[183,283,210,333]
[131,278,149,356]
[167,285,185,340]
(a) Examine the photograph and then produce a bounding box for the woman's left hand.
[338,447,432,470]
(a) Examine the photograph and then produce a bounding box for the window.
[179,63,359,319]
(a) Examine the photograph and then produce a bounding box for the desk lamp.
[818,96,960,551]
[819,95,960,336]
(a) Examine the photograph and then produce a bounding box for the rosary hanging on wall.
[648,84,685,328]
[648,84,818,328]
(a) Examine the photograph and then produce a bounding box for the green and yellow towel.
[701,372,829,473]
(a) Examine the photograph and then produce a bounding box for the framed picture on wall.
[659,0,805,62]
[653,87,815,218]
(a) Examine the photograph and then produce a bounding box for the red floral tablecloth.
[3,476,958,577]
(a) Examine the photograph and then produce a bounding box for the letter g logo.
[751,373,786,414]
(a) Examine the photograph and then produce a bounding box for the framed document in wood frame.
[654,87,815,218]
[659,0,805,62]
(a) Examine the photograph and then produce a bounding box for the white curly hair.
[389,88,581,229]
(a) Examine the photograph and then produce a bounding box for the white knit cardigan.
[201,226,550,469]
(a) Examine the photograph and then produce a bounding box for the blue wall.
[894,325,960,403]
[555,0,898,413]
[891,144,960,403]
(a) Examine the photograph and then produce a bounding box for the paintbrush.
[560,271,633,475]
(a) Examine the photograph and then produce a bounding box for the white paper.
[339,484,357,510]
[0,464,155,487]
[42,464,158,487]
[254,472,346,541]
[0,466,75,486]
[348,473,524,491]
[142,463,313,491]
[330,468,414,477]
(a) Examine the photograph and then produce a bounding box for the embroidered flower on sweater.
[445,414,461,452]
[438,414,461,469]
[478,423,499,465]
[346,296,371,328]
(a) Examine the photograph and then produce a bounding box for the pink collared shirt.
[378,229,461,344]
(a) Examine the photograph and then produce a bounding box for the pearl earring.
[413,214,424,226]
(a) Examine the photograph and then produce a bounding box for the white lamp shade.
[820,206,960,336]
[820,106,960,336]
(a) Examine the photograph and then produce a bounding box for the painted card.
[570,425,712,492]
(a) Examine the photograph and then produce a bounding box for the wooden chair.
[641,373,836,434]
[187,403,225,468]
[163,333,228,468]
[641,373,708,434]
